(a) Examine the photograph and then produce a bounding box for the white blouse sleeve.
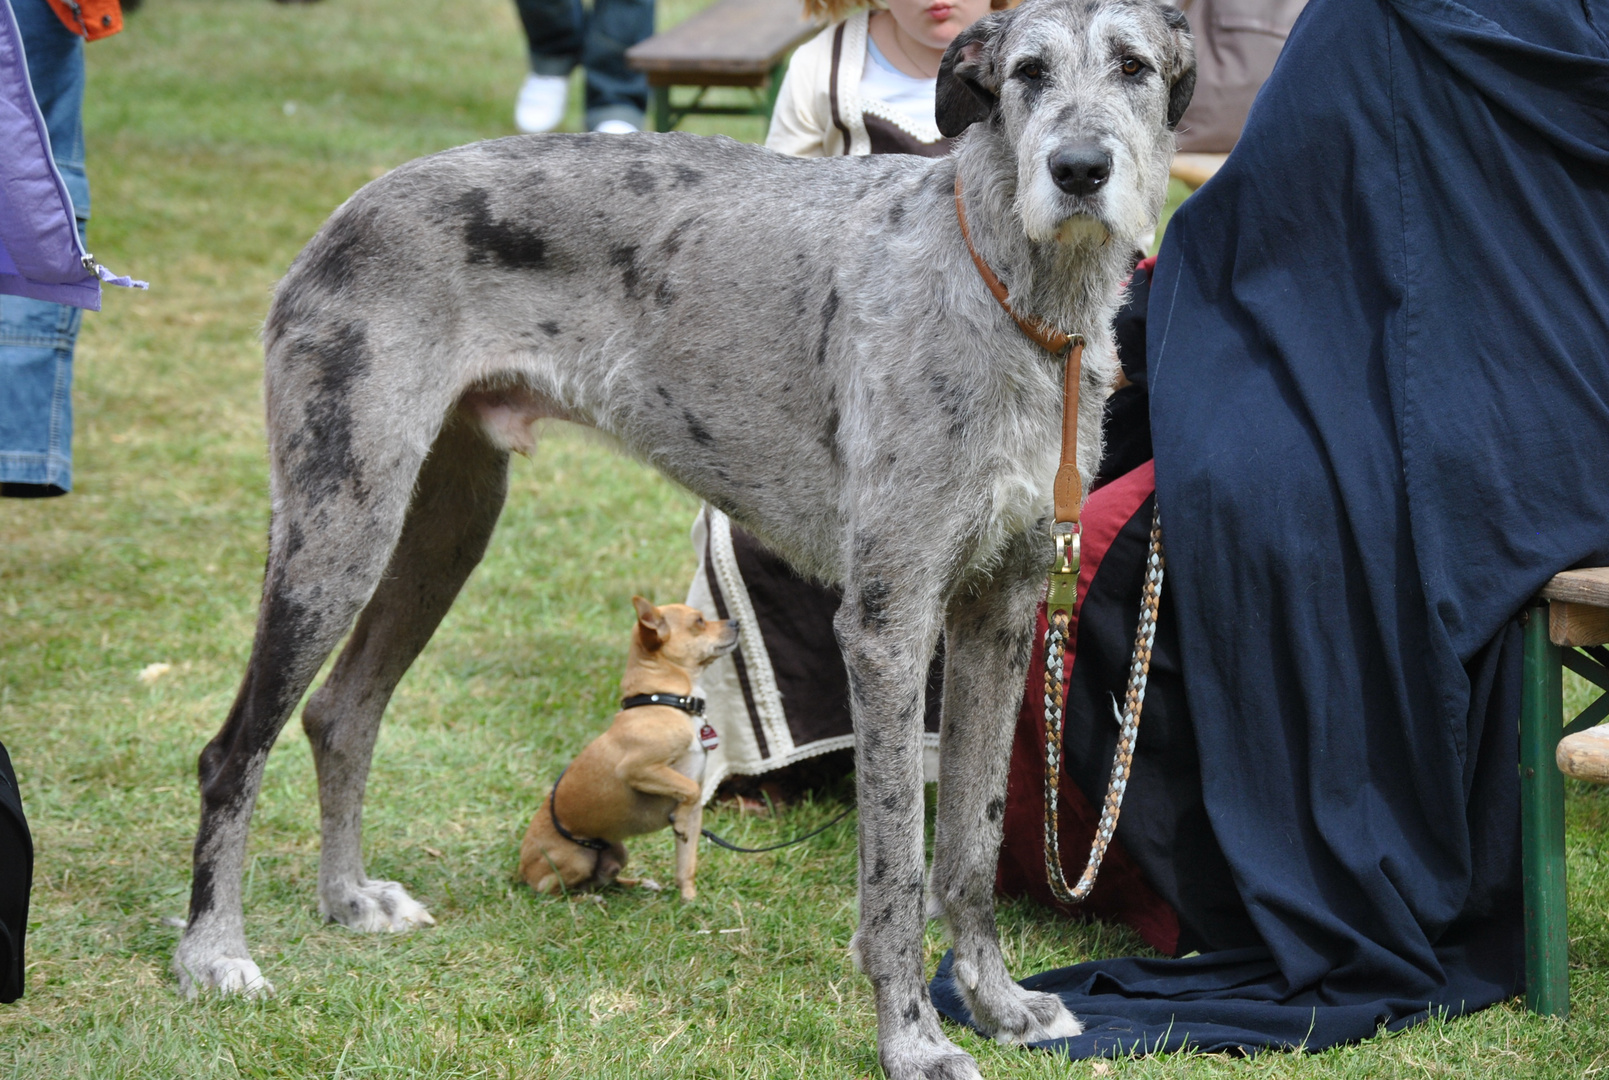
[765,25,838,158]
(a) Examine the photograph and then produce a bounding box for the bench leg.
[1521,601,1569,1017]
[763,63,783,121]
[652,87,672,133]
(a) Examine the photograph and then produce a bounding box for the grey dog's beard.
[1052,214,1114,247]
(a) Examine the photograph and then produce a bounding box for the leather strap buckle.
[1048,522,1081,614]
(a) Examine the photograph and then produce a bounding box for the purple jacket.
[1,0,101,309]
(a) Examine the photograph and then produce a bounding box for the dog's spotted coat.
[175,2,1193,1075]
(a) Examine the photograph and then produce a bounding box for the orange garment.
[45,0,122,42]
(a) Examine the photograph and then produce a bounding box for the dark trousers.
[515,0,653,128]
[0,741,32,1003]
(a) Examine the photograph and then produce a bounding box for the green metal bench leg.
[764,62,784,120]
[1521,601,1569,1017]
[652,87,672,133]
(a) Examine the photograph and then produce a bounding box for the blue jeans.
[1,0,88,497]
[515,0,652,129]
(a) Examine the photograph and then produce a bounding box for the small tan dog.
[520,597,738,901]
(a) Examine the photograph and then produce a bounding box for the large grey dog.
[174,0,1193,1075]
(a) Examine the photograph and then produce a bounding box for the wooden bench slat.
[1558,723,1609,784]
[1170,153,1226,189]
[627,0,819,78]
[1539,567,1609,608]
[643,69,775,89]
[1551,600,1609,648]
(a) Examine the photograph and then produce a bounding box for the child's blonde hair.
[800,0,877,23]
[801,0,1011,30]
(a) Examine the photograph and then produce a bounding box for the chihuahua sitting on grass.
[520,597,739,900]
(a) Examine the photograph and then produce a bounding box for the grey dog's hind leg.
[175,507,415,996]
[301,414,510,932]
[930,531,1083,1044]
[836,566,979,1080]
[175,358,446,996]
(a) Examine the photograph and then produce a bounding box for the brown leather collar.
[954,174,1073,357]
[954,174,1085,526]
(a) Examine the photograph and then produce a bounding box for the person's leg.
[14,0,87,217]
[0,298,79,497]
[580,0,652,131]
[513,0,583,132]
[2,0,87,499]
[515,0,584,76]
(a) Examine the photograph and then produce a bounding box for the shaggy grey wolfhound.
[174,0,1193,1075]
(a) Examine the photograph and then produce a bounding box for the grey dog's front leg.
[931,537,1082,1045]
[837,576,982,1080]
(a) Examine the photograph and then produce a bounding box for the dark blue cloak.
[934,0,1609,1057]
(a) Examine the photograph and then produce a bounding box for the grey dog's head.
[937,0,1195,248]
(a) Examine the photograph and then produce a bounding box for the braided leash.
[953,173,1166,905]
[1043,506,1164,904]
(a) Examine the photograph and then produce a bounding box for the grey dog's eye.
[1120,56,1147,77]
[1015,60,1045,81]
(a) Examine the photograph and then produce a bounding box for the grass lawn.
[1,0,1605,1076]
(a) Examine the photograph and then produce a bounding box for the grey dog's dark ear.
[1159,4,1196,129]
[935,11,1011,138]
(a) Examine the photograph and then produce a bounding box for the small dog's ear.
[633,595,668,651]
[1159,4,1196,130]
[936,12,1010,138]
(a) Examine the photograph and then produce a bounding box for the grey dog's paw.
[174,952,275,1000]
[881,1032,984,1080]
[320,878,436,933]
[974,984,1082,1045]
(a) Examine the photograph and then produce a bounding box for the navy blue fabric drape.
[935,0,1609,1057]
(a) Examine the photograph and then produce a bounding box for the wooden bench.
[626,0,821,133]
[1520,566,1609,1018]
[1170,152,1227,189]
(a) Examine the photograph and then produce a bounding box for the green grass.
[0,0,1606,1075]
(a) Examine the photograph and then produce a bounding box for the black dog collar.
[549,766,610,853]
[621,692,706,716]
[622,693,720,751]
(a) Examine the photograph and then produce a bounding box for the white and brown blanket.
[685,506,942,802]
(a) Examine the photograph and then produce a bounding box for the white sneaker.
[515,73,568,133]
[592,119,640,134]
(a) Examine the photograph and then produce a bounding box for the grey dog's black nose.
[1049,145,1112,197]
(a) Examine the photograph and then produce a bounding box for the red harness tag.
[698,723,719,751]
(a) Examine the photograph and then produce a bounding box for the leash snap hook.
[1052,521,1081,576]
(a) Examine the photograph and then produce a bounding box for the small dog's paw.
[322,879,436,933]
[881,1032,983,1080]
[175,954,275,1000]
[678,883,697,901]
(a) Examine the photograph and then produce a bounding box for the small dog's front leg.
[670,798,703,900]
[625,762,704,900]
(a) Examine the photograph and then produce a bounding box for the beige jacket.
[765,12,951,158]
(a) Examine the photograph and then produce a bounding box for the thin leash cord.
[700,804,855,853]
[1043,505,1164,904]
